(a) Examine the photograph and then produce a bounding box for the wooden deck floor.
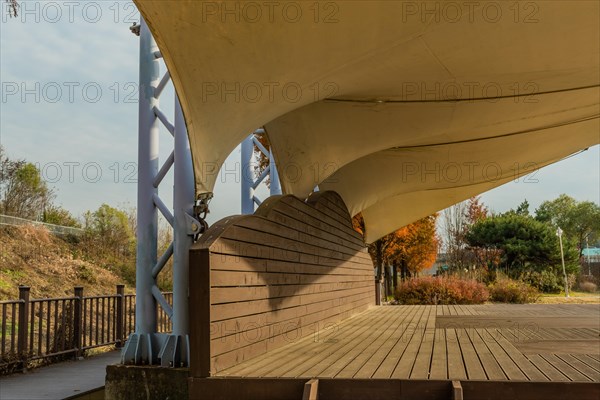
[218,304,600,383]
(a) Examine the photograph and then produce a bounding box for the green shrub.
[394,276,489,305]
[488,279,539,303]
[522,270,562,293]
[579,281,598,293]
[77,264,96,284]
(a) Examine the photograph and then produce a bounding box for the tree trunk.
[383,266,389,300]
[400,259,407,281]
[375,241,383,304]
[376,241,383,281]
[385,266,393,299]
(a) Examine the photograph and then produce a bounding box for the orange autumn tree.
[464,196,502,281]
[387,214,440,284]
[353,214,399,301]
[353,213,440,297]
[353,213,392,283]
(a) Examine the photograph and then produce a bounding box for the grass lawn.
[538,290,600,304]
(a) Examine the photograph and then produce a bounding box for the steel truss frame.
[241,129,282,215]
[123,18,280,367]
[121,18,199,367]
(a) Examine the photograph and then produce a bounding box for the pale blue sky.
[1,1,598,226]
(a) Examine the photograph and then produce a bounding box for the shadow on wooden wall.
[189,191,375,377]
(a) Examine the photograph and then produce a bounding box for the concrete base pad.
[105,365,189,400]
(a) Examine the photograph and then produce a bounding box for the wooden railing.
[0,285,172,373]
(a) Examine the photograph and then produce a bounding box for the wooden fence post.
[17,286,30,368]
[73,286,83,358]
[115,284,125,347]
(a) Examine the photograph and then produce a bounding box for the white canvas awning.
[135,0,600,242]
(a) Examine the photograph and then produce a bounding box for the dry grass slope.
[0,225,127,300]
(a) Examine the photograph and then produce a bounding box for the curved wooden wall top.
[189,191,375,377]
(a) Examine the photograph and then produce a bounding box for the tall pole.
[269,149,282,196]
[241,136,254,214]
[586,235,591,276]
[556,227,569,298]
[172,96,194,337]
[135,17,160,337]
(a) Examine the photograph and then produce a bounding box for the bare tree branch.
[6,0,19,17]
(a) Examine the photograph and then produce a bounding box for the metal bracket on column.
[241,129,282,215]
[157,335,190,368]
[185,213,203,236]
[123,333,152,365]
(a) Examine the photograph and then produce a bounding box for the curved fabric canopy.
[136,0,600,242]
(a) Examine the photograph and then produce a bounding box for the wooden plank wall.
[189,191,375,377]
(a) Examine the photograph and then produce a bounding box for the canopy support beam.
[121,17,198,367]
[241,132,282,215]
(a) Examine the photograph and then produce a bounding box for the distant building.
[582,247,600,262]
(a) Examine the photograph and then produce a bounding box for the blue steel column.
[269,149,282,196]
[241,135,254,214]
[135,17,159,342]
[172,96,194,339]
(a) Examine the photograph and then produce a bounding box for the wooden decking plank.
[576,328,600,339]
[525,354,569,382]
[217,304,599,384]
[468,329,507,380]
[317,307,405,376]
[556,354,600,381]
[409,306,437,379]
[488,328,548,381]
[325,305,410,378]
[428,327,447,380]
[211,294,372,346]
[270,307,391,377]
[477,328,528,381]
[497,328,519,344]
[375,306,428,378]
[456,327,487,380]
[540,353,591,382]
[587,353,600,362]
[335,306,417,378]
[298,306,399,377]
[446,328,467,380]
[355,306,424,378]
[236,310,380,376]
[546,328,574,340]
[260,308,387,377]
[564,328,591,339]
[211,296,373,370]
[583,328,600,337]
[572,354,600,373]
[464,305,477,316]
[222,307,382,376]
[390,306,433,379]
[534,328,557,340]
